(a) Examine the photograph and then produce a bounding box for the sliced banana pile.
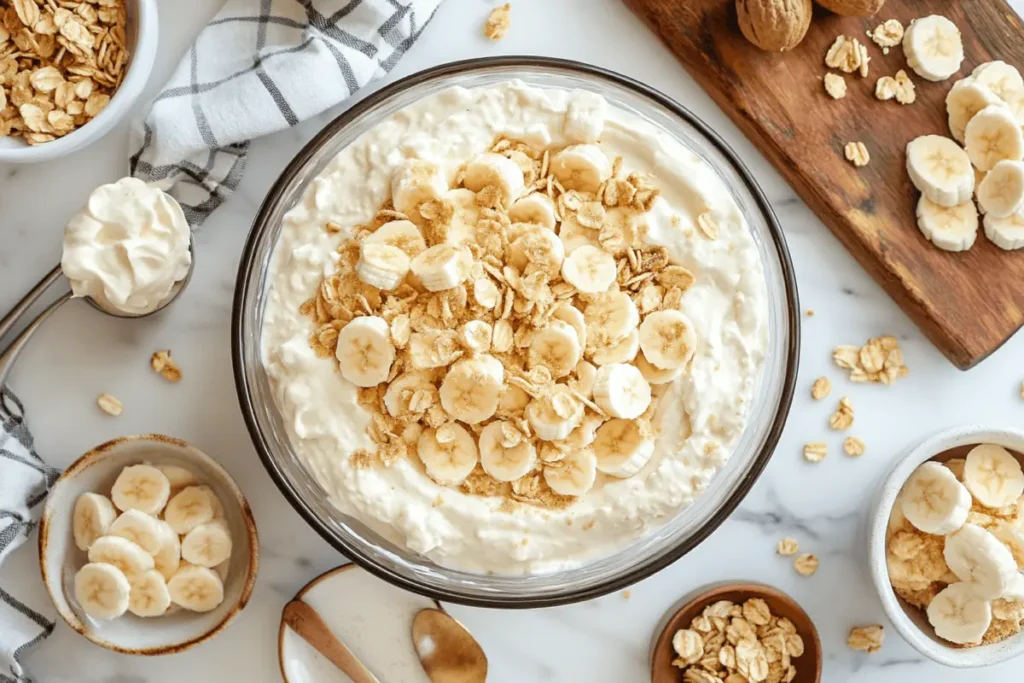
[312,133,705,506]
[72,463,233,620]
[888,445,1024,646]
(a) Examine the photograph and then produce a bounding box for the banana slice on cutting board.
[181,521,233,568]
[410,244,467,292]
[108,509,164,555]
[391,159,448,217]
[417,424,479,486]
[639,310,697,371]
[977,160,1024,218]
[111,464,171,515]
[906,135,974,207]
[973,61,1024,105]
[946,78,1006,143]
[964,104,1024,172]
[927,582,992,645]
[462,153,525,206]
[963,444,1024,508]
[543,448,598,497]
[439,355,504,424]
[943,523,1020,600]
[903,15,965,83]
[128,569,172,617]
[478,421,537,482]
[335,316,395,387]
[561,244,616,293]
[549,144,612,193]
[72,492,117,551]
[509,193,557,230]
[900,461,971,535]
[356,243,411,291]
[915,196,978,252]
[593,418,655,478]
[593,363,652,420]
[167,563,225,613]
[984,209,1024,250]
[75,562,131,620]
[88,535,155,576]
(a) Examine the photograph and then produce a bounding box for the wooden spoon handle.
[283,600,381,683]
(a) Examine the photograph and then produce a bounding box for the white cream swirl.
[61,177,191,315]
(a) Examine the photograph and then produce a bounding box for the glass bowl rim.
[231,55,801,608]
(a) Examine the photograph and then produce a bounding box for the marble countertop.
[2,1,1024,681]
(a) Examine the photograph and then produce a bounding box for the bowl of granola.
[868,426,1024,667]
[233,57,799,607]
[0,0,157,164]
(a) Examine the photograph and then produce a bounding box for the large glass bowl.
[232,57,800,608]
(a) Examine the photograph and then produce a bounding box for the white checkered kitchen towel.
[130,0,444,225]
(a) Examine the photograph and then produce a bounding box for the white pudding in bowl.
[260,80,768,574]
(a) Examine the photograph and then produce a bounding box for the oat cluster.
[302,136,695,509]
[869,19,904,51]
[0,0,128,144]
[875,69,916,104]
[483,2,509,41]
[670,598,804,683]
[832,335,908,385]
[846,624,885,653]
[151,350,181,383]
[825,35,870,78]
[843,141,870,168]
[828,396,854,431]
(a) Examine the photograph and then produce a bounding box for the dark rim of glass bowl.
[231,56,801,609]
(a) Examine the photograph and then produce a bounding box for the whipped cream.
[261,81,769,574]
[61,177,191,315]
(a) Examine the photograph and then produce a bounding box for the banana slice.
[963,444,1024,508]
[634,349,684,385]
[181,521,233,568]
[965,104,1024,172]
[973,61,1024,104]
[570,360,597,397]
[462,153,525,206]
[439,355,504,424]
[88,535,155,576]
[591,328,640,366]
[564,414,604,450]
[526,385,584,441]
[543,448,598,496]
[478,421,537,482]
[391,159,448,217]
[196,485,226,521]
[977,160,1024,218]
[593,418,655,478]
[902,15,965,83]
[984,209,1024,250]
[155,464,199,495]
[111,464,171,515]
[108,509,164,555]
[417,424,479,485]
[443,188,481,242]
[164,485,217,535]
[528,320,582,378]
[335,316,395,387]
[584,291,639,348]
[638,310,697,371]
[498,384,532,413]
[509,193,557,230]
[906,135,974,207]
[153,519,181,582]
[167,563,225,612]
[508,227,565,277]
[72,492,117,551]
[551,302,587,349]
[75,562,131,620]
[900,461,972,535]
[356,243,411,291]
[384,371,438,417]
[593,363,652,420]
[946,78,1005,143]
[364,220,428,258]
[915,196,978,252]
[550,144,611,193]
[128,569,172,617]
[561,244,616,293]
[944,523,1019,600]
[927,582,992,645]
[992,524,1024,570]
[410,244,466,292]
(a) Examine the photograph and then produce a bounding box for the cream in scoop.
[61,177,191,315]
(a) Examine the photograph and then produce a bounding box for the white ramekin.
[867,426,1024,668]
[0,0,158,164]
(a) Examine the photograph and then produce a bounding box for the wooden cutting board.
[623,0,1024,369]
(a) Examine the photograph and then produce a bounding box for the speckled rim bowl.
[232,57,800,608]
[868,426,1024,668]
[38,434,259,655]
[0,0,158,164]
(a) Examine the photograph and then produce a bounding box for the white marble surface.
[2,1,1024,681]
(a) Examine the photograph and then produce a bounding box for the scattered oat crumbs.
[823,73,847,99]
[811,376,831,401]
[833,336,907,385]
[843,436,865,457]
[875,70,916,104]
[829,396,854,431]
[844,141,870,168]
[150,350,181,382]
[803,442,827,463]
[805,309,814,317]
[483,3,510,41]
[847,624,884,653]
[96,393,122,416]
[324,221,342,234]
[622,590,631,600]
[696,210,719,240]
[777,537,799,556]
[793,553,819,576]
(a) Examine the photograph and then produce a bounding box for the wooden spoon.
[282,600,381,683]
[412,608,488,683]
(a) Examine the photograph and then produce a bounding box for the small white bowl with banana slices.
[39,434,259,655]
[868,426,1024,668]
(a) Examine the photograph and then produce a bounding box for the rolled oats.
[847,624,884,653]
[833,336,907,385]
[793,553,819,576]
[150,350,181,382]
[810,376,830,401]
[96,392,121,416]
[870,19,904,48]
[483,3,510,41]
[825,35,869,77]
[776,538,799,556]
[803,442,827,463]
[829,396,854,431]
[823,73,847,100]
[844,141,870,168]
[843,436,865,457]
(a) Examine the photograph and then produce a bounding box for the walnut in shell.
[814,0,886,16]
[736,0,813,52]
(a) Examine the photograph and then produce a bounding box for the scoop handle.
[0,264,63,342]
[283,600,382,683]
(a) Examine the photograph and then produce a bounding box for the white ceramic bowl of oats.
[0,0,157,164]
[867,426,1024,668]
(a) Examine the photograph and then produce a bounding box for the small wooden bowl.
[651,582,822,683]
